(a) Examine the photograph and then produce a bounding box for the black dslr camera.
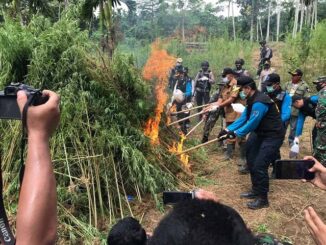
[0,83,48,120]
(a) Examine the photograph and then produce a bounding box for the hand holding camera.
[17,90,60,140]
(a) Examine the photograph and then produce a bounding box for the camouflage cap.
[313,76,326,84]
[288,69,303,77]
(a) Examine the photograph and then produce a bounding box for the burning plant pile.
[143,41,191,172]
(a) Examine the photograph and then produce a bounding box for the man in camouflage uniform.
[314,76,326,166]
[284,69,310,145]
[205,68,246,162]
[201,86,224,143]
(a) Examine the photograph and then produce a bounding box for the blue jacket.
[295,95,318,137]
[280,93,291,123]
[227,102,269,137]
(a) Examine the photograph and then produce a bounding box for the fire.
[169,133,190,172]
[142,40,190,172]
[143,41,175,144]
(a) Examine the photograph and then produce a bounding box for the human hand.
[194,189,220,203]
[17,90,60,140]
[226,131,236,140]
[303,156,326,190]
[304,207,326,245]
[218,129,228,139]
[185,102,193,109]
[294,137,300,144]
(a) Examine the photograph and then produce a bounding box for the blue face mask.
[239,91,247,100]
[266,85,275,93]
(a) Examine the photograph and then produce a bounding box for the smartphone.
[163,191,194,205]
[274,160,315,180]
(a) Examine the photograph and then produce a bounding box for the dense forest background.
[0,0,326,244]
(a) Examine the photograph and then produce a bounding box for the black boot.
[222,144,234,161]
[238,165,250,175]
[202,135,208,143]
[247,196,269,210]
[240,191,258,199]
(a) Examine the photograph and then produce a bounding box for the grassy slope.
[138,42,325,245]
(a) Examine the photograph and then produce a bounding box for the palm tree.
[82,0,121,58]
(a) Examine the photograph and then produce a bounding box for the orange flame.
[143,40,190,172]
[168,133,191,172]
[143,41,175,144]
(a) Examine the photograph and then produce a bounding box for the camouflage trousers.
[202,109,221,140]
[314,126,326,167]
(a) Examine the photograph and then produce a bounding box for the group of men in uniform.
[168,44,326,210]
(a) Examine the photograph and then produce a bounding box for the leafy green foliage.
[0,14,179,243]
[282,20,326,90]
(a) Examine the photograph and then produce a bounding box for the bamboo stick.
[186,119,204,137]
[167,110,206,126]
[170,103,214,115]
[175,136,227,155]
[176,138,218,155]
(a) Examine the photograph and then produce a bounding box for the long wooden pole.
[185,119,204,137]
[169,103,214,115]
[167,110,206,126]
[176,138,219,155]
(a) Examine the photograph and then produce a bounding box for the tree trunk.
[314,0,317,29]
[259,17,263,41]
[182,11,185,41]
[250,0,258,42]
[276,8,281,42]
[231,0,236,40]
[256,17,259,41]
[299,0,304,32]
[293,0,300,37]
[266,1,271,42]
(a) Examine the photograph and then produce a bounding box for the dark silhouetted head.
[108,217,147,245]
[148,199,255,245]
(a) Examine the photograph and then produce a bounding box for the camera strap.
[19,95,37,186]
[0,169,16,245]
[0,94,37,245]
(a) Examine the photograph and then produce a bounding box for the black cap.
[237,76,255,87]
[221,67,236,78]
[292,95,303,103]
[176,65,185,73]
[259,40,266,45]
[288,69,303,77]
[235,58,245,65]
[265,74,280,86]
[313,76,326,84]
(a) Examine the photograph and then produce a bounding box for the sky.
[111,0,241,17]
[205,0,241,17]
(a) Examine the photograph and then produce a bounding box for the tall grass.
[164,38,255,88]
[282,20,326,90]
[0,14,180,243]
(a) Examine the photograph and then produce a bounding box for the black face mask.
[315,83,325,92]
[202,66,208,72]
[235,64,242,70]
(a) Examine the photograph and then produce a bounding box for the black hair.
[148,199,255,245]
[107,217,147,245]
[292,95,303,104]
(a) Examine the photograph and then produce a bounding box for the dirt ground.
[137,43,325,244]
[139,118,325,245]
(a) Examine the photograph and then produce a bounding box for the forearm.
[218,97,236,108]
[16,135,57,245]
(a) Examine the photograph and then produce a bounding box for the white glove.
[200,76,209,81]
[186,102,194,109]
[231,103,246,113]
[294,137,300,145]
